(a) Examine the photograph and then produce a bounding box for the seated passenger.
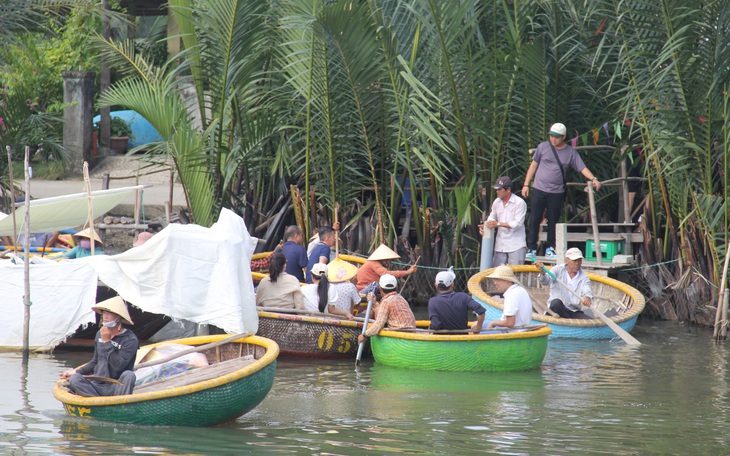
[357,274,416,344]
[255,252,305,310]
[56,228,105,259]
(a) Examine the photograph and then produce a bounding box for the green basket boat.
[370,326,551,372]
[53,334,279,427]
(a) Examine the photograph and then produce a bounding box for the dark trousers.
[549,299,591,319]
[68,370,136,397]
[527,188,564,250]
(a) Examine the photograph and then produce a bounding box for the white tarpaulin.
[86,208,259,335]
[0,186,143,236]
[0,261,98,349]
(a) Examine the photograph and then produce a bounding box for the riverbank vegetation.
[3,0,730,325]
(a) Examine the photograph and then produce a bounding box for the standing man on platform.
[521,123,602,258]
[479,176,527,266]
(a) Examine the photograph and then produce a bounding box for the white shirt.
[302,283,339,313]
[487,193,527,253]
[537,263,593,312]
[500,283,533,327]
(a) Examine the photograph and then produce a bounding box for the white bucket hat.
[566,247,584,260]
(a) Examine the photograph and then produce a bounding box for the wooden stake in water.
[22,146,31,359]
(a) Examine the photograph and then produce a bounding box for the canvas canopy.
[0,186,143,236]
[0,208,259,350]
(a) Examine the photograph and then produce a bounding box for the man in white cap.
[483,266,533,329]
[358,274,416,344]
[428,267,485,331]
[480,175,527,266]
[534,247,593,318]
[522,123,602,259]
[60,296,139,396]
[355,244,417,292]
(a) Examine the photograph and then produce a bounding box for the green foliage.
[96,116,134,138]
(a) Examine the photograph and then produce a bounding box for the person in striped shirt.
[358,274,416,344]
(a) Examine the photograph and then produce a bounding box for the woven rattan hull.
[370,326,551,371]
[53,335,278,427]
[257,311,367,358]
[468,265,646,339]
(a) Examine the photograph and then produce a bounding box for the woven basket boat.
[370,326,551,372]
[468,265,646,340]
[53,334,278,427]
[257,310,369,358]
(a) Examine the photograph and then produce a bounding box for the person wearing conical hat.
[59,296,139,396]
[56,227,105,259]
[483,265,533,329]
[355,244,417,292]
[327,258,362,316]
[428,267,486,331]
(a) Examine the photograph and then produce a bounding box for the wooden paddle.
[355,295,375,365]
[83,375,123,385]
[134,331,254,370]
[528,254,640,345]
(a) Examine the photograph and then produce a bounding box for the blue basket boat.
[468,265,645,340]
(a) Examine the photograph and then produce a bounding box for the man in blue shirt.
[428,268,485,331]
[306,226,336,283]
[280,225,308,282]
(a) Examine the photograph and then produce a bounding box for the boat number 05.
[317,331,353,353]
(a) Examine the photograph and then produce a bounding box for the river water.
[2,320,728,455]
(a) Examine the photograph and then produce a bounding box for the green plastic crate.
[585,239,623,261]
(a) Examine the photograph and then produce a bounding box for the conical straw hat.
[75,227,103,244]
[91,296,134,325]
[367,244,400,261]
[326,258,359,283]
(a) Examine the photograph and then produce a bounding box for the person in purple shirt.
[522,123,602,258]
[306,226,336,283]
[280,225,308,282]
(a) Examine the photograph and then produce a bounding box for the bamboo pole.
[713,242,730,339]
[22,146,31,359]
[6,146,18,251]
[83,162,96,255]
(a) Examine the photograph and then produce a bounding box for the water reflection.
[5,321,730,454]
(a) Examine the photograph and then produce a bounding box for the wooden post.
[22,146,31,359]
[6,146,18,250]
[167,168,174,224]
[713,242,730,339]
[83,162,96,255]
[586,182,603,266]
[556,223,568,264]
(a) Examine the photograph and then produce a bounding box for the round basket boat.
[370,326,551,372]
[257,310,369,358]
[53,334,278,427]
[468,265,646,340]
